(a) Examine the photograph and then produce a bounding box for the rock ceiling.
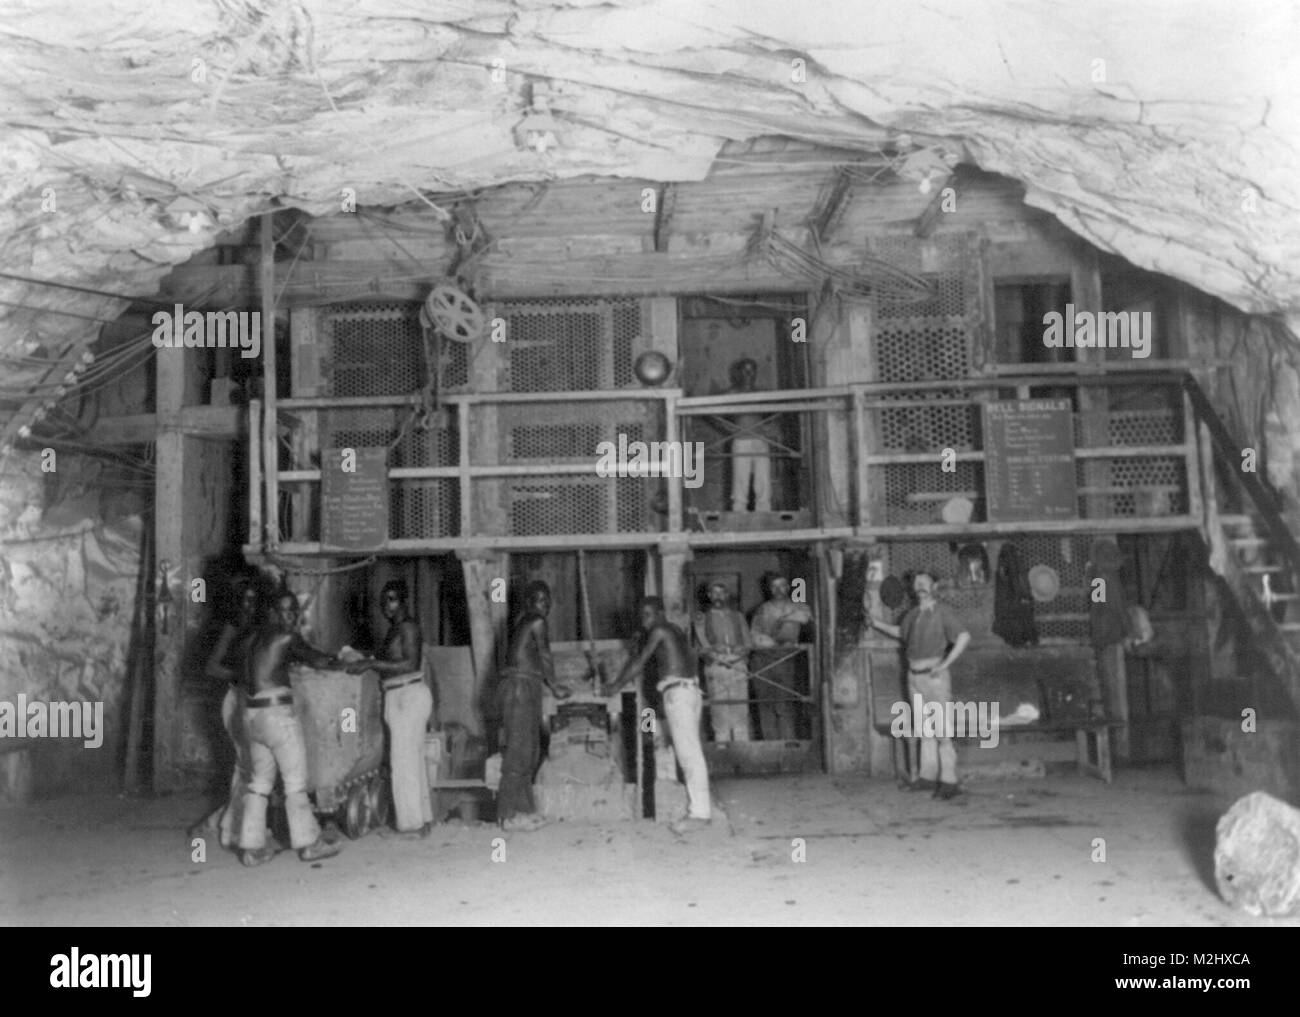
[1,0,1298,435]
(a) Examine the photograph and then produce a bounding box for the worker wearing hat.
[693,580,753,743]
[868,571,971,799]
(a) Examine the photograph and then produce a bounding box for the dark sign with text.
[982,399,1077,522]
[321,446,389,551]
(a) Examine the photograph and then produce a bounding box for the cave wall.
[0,450,144,799]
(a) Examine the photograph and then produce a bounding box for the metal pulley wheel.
[419,282,484,343]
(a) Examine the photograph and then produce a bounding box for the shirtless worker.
[354,580,432,838]
[237,589,356,866]
[495,580,571,833]
[603,597,712,834]
[190,575,260,848]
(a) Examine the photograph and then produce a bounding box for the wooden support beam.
[261,216,279,549]
[657,543,693,631]
[653,183,676,253]
[151,343,186,792]
[83,406,244,445]
[811,167,853,244]
[458,553,507,737]
[913,172,956,238]
[1072,244,1111,522]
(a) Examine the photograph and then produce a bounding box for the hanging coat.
[1088,538,1131,648]
[993,542,1039,647]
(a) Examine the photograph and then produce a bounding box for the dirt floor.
[2,767,1297,926]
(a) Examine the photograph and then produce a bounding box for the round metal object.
[342,782,371,840]
[1028,564,1061,603]
[367,774,391,833]
[420,283,484,343]
[634,350,672,386]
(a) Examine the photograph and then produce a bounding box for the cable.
[0,299,124,324]
[0,271,174,310]
[266,554,378,576]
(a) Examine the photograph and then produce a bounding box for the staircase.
[1185,375,1300,716]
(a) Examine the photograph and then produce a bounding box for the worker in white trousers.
[190,576,258,848]
[604,596,712,835]
[725,358,773,512]
[357,580,433,837]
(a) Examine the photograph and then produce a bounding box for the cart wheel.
[342,783,371,840]
[368,775,391,833]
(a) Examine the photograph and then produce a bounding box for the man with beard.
[692,581,752,743]
[749,573,813,741]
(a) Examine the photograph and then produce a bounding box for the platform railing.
[246,368,1204,556]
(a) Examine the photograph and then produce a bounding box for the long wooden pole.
[577,549,598,687]
[261,215,278,548]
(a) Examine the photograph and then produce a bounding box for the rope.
[265,554,378,576]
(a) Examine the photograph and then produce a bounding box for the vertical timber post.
[152,344,186,791]
[459,552,507,738]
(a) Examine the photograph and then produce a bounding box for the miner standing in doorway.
[604,597,712,834]
[869,571,971,799]
[496,580,571,833]
[749,572,813,741]
[356,579,433,838]
[238,589,352,866]
[725,357,773,512]
[693,581,753,743]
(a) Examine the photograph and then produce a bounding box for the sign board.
[321,445,389,551]
[982,399,1077,522]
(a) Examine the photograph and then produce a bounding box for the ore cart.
[289,666,389,838]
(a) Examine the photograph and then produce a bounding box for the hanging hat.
[940,496,974,524]
[1028,564,1060,603]
[879,575,906,609]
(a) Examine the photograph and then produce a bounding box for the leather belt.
[246,690,294,709]
[382,674,424,692]
[658,677,700,695]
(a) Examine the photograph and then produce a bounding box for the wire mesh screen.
[496,297,642,392]
[1076,456,1187,518]
[884,461,984,527]
[473,400,661,536]
[868,235,980,523]
[317,408,460,540]
[322,300,469,396]
[871,234,974,321]
[506,477,651,536]
[391,480,459,540]
[1013,534,1091,640]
